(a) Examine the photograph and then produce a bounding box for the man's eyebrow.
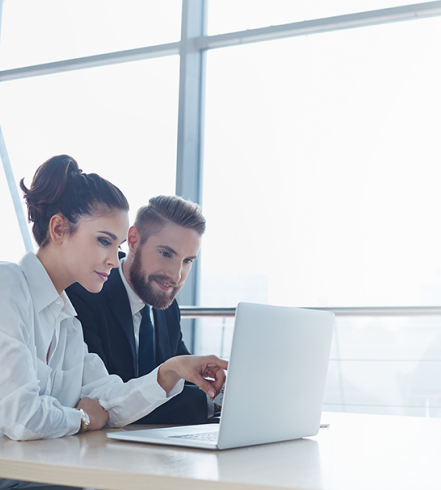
[157,245,198,261]
[98,231,117,240]
[157,245,177,255]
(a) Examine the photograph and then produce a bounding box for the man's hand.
[158,355,228,401]
[77,397,109,431]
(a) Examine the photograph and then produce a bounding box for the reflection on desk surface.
[105,431,321,487]
[1,426,321,489]
[4,413,441,490]
[217,439,321,487]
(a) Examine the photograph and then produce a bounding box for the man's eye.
[184,259,194,264]
[160,251,171,258]
[98,237,111,246]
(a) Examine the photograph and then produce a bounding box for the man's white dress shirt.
[119,258,154,375]
[0,252,183,441]
[118,258,217,417]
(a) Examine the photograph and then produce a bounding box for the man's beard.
[129,248,182,310]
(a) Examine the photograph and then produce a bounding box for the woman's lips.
[95,271,109,282]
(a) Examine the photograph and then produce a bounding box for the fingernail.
[208,389,215,398]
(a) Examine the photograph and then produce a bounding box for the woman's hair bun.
[20,154,128,247]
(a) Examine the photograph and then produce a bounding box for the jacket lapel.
[104,268,137,365]
[153,308,171,365]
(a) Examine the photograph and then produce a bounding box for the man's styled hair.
[134,195,206,244]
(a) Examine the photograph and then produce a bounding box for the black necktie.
[138,305,156,376]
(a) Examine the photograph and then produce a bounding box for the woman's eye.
[98,237,111,246]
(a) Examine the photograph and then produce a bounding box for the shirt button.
[56,299,61,305]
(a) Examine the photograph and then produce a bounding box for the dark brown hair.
[20,154,129,246]
[134,195,206,244]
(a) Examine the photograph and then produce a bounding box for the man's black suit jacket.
[66,266,209,424]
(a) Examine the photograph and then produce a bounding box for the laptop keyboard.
[168,431,218,442]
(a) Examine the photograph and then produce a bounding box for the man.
[67,195,219,424]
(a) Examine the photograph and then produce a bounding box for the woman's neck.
[36,246,70,295]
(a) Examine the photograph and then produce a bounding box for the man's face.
[129,222,201,309]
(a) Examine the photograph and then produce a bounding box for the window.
[0,0,181,70]
[200,16,441,309]
[207,0,432,34]
[196,12,441,417]
[2,1,441,418]
[1,57,179,220]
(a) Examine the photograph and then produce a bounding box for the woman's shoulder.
[0,261,33,337]
[0,260,30,300]
[0,260,26,281]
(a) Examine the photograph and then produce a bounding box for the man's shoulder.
[155,299,181,326]
[159,298,180,314]
[66,280,93,298]
[66,282,103,318]
[66,280,105,303]
[66,268,124,314]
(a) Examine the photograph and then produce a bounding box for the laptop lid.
[107,302,334,450]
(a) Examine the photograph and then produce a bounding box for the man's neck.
[119,256,146,313]
[121,253,133,289]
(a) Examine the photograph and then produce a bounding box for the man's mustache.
[149,274,180,289]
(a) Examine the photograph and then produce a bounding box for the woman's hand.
[77,397,109,431]
[158,355,228,400]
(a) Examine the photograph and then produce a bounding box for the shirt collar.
[19,251,77,318]
[119,258,146,316]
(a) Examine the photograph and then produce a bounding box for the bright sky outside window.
[201,15,441,309]
[0,56,179,260]
[0,0,181,70]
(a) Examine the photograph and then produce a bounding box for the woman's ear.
[48,214,69,244]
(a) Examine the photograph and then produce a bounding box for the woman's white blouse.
[0,252,183,441]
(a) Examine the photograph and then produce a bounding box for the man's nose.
[166,261,182,283]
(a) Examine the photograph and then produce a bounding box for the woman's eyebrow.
[98,231,117,240]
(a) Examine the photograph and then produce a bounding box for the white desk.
[1,412,441,490]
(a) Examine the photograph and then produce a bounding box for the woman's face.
[61,209,129,293]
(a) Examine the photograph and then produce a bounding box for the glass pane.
[0,0,181,70]
[324,314,441,417]
[0,56,179,236]
[207,0,433,35]
[195,313,441,418]
[200,16,441,309]
[194,317,235,358]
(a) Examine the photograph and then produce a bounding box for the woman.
[0,155,226,442]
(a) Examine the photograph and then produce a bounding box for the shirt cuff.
[167,378,185,398]
[207,397,215,418]
[65,407,82,436]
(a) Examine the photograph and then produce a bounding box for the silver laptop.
[107,302,334,450]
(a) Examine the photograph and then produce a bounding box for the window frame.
[2,0,441,349]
